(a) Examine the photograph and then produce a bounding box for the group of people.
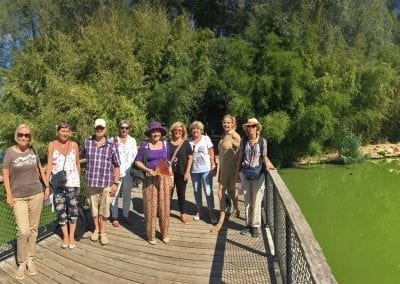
[2,115,275,280]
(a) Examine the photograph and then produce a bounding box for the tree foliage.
[0,0,400,163]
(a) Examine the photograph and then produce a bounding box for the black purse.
[50,142,69,192]
[130,142,148,181]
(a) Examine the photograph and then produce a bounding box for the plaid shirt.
[80,136,121,188]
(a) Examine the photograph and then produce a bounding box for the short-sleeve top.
[51,144,80,188]
[189,135,213,173]
[168,140,193,176]
[3,146,43,198]
[80,136,121,188]
[135,140,169,171]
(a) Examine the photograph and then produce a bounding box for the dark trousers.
[171,172,187,214]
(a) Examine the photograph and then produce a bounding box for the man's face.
[95,126,106,138]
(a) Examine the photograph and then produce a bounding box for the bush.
[338,131,363,164]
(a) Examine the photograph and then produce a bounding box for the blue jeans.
[191,171,214,210]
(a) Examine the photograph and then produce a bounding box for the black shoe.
[240,226,251,235]
[251,227,260,238]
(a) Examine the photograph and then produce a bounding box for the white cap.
[94,118,106,128]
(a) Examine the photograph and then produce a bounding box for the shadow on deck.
[0,182,273,283]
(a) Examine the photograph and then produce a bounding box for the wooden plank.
[41,239,214,283]
[1,261,37,284]
[0,176,272,283]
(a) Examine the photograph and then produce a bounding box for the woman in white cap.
[236,118,275,238]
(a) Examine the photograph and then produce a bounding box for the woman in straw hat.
[236,118,275,238]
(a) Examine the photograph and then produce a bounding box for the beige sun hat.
[242,118,262,132]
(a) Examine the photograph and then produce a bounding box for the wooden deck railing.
[264,170,337,283]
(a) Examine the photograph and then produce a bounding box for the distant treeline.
[1,0,400,164]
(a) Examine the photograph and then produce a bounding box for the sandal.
[210,222,223,233]
[232,210,240,218]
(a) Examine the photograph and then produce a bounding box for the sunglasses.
[95,127,105,131]
[246,125,257,128]
[17,133,31,138]
[120,126,130,130]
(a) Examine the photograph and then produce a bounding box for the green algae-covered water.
[279,160,400,284]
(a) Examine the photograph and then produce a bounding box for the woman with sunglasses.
[168,122,193,224]
[45,121,80,249]
[236,118,275,238]
[2,124,50,280]
[110,119,137,227]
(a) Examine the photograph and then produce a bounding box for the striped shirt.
[80,136,121,188]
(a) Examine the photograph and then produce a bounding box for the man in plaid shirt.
[80,118,121,245]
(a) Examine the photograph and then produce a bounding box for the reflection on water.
[280,160,400,284]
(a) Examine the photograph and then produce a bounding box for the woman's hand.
[147,168,156,176]
[6,193,14,208]
[44,187,50,200]
[183,172,190,182]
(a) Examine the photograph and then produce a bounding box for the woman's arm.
[184,154,193,181]
[208,147,216,170]
[74,142,81,175]
[45,142,54,182]
[2,168,14,208]
[263,156,275,171]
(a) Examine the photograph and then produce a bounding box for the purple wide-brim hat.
[144,121,167,137]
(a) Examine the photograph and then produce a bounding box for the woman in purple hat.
[134,121,173,245]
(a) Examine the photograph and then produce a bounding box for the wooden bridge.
[0,179,274,283]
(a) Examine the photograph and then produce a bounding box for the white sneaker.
[193,215,200,221]
[26,259,37,276]
[15,264,25,280]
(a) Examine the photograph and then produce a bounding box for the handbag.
[242,164,264,180]
[50,142,69,192]
[130,142,148,181]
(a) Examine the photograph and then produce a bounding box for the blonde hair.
[170,121,188,140]
[222,114,236,130]
[14,124,32,143]
[190,121,204,134]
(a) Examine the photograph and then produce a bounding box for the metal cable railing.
[265,170,337,284]
[0,183,57,261]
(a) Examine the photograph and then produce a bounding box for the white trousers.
[240,172,265,228]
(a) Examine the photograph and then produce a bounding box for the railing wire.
[265,170,337,284]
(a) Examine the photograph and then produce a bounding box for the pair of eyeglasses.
[120,127,129,130]
[17,133,31,138]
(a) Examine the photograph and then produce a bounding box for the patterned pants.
[143,175,172,241]
[54,187,80,225]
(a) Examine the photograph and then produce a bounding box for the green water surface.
[279,160,400,284]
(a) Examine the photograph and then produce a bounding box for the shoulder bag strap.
[170,142,183,164]
[31,145,47,187]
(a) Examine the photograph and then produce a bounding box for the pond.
[279,160,400,284]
